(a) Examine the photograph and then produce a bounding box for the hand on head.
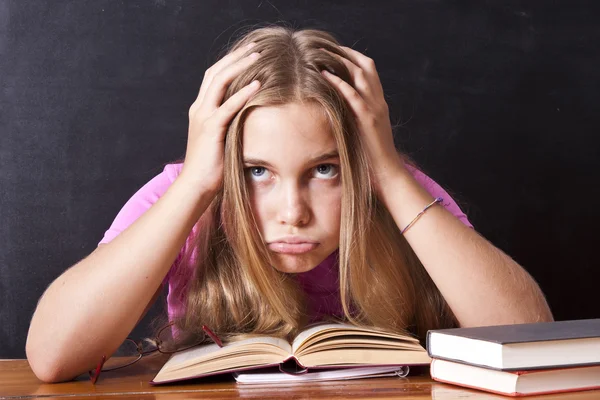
[180,42,262,195]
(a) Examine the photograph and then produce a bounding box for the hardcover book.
[427,319,600,370]
[431,358,600,397]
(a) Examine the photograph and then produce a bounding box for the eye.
[313,164,338,179]
[246,166,272,182]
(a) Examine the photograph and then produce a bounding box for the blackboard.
[1,0,599,358]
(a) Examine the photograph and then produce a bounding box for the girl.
[26,25,553,383]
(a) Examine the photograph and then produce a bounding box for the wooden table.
[2,356,599,399]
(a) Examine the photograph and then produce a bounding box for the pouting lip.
[267,236,319,244]
[267,242,319,255]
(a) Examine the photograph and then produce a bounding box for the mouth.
[267,242,319,255]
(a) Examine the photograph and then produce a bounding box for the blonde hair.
[171,24,457,344]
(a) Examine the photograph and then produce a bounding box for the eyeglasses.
[88,323,223,384]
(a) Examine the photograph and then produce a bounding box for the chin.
[270,253,322,274]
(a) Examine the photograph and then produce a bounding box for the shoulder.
[128,162,183,202]
[163,162,184,183]
[98,162,184,245]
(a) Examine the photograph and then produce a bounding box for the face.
[242,102,342,274]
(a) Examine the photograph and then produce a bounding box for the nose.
[277,182,310,227]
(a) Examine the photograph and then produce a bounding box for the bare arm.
[26,177,212,383]
[26,42,262,383]
[319,46,553,327]
[379,168,554,327]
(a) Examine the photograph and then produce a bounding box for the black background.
[1,0,599,358]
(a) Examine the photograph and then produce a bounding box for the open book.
[151,323,431,384]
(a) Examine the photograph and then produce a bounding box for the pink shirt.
[99,163,472,323]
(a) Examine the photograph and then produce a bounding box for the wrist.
[176,168,220,197]
[377,167,437,226]
[169,175,218,221]
[372,152,406,190]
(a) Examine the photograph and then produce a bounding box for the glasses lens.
[102,339,141,371]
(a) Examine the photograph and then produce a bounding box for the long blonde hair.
[171,25,457,344]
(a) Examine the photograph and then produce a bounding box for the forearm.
[379,168,553,327]
[26,177,213,382]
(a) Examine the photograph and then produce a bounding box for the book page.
[300,338,421,354]
[291,323,420,354]
[297,348,431,368]
[154,352,288,383]
[292,323,353,352]
[161,335,292,373]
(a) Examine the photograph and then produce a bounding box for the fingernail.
[321,70,330,76]
[250,80,260,88]
[247,42,257,49]
[250,52,260,59]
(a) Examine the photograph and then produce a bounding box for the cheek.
[247,186,268,231]
[314,186,342,234]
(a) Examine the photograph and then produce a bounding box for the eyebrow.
[243,150,340,169]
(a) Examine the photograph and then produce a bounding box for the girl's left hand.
[320,46,406,195]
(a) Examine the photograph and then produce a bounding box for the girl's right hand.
[179,42,261,195]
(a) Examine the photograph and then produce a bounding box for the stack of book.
[426,319,600,397]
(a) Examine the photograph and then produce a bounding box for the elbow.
[516,304,554,325]
[512,301,554,325]
[26,334,76,383]
[531,291,554,323]
[26,340,60,383]
[536,308,555,323]
[30,366,67,384]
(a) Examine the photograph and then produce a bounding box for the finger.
[339,46,375,72]
[209,80,261,129]
[338,46,385,96]
[200,51,261,113]
[320,48,377,102]
[197,42,257,104]
[321,70,369,118]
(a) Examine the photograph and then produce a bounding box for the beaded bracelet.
[400,197,443,234]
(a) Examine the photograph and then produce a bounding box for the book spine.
[279,355,309,375]
[426,331,434,357]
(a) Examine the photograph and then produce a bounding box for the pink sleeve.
[98,164,182,245]
[406,165,474,229]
